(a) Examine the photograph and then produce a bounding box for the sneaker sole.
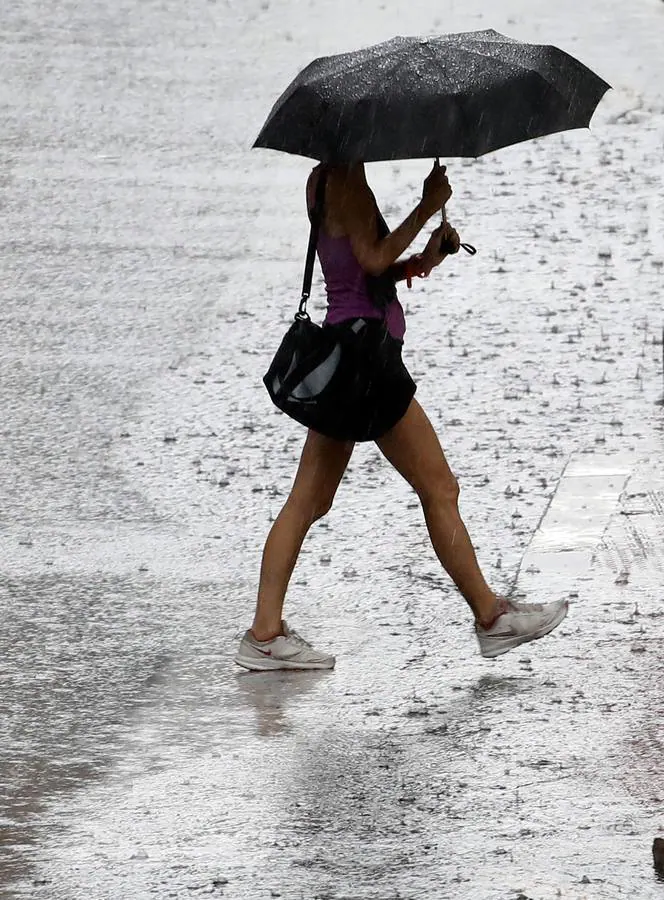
[479,602,569,659]
[234,653,335,671]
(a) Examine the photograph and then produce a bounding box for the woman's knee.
[310,493,335,523]
[287,490,335,526]
[418,470,460,508]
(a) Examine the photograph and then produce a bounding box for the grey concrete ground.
[1,0,663,898]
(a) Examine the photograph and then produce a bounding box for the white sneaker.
[476,598,568,659]
[234,620,335,671]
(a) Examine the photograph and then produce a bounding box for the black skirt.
[322,318,416,441]
[264,316,416,443]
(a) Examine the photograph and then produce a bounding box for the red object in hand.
[404,253,428,288]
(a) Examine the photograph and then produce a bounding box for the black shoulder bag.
[262,170,345,434]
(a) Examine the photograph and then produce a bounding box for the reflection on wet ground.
[1,575,208,880]
[235,670,336,738]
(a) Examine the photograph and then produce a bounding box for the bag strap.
[297,168,328,319]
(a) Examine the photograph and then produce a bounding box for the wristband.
[405,253,428,289]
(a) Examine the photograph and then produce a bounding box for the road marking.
[517,454,634,591]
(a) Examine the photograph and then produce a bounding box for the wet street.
[1,1,663,898]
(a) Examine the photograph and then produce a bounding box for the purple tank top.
[307,172,406,341]
[316,233,406,340]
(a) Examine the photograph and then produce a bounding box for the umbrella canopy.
[253,30,611,162]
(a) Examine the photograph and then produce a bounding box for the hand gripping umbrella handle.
[440,205,476,256]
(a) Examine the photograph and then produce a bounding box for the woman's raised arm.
[332,162,452,276]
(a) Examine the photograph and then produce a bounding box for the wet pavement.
[1,0,664,898]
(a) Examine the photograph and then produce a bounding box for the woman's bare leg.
[376,398,498,625]
[251,430,354,641]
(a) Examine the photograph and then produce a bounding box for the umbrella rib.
[300,40,405,91]
[427,39,605,118]
[419,38,595,131]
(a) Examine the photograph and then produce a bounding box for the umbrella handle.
[439,206,477,256]
[434,158,478,255]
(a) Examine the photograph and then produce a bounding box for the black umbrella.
[253,30,611,162]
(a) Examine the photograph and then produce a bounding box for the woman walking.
[235,161,567,670]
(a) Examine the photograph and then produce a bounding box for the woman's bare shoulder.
[306,165,376,237]
[305,166,347,237]
[326,168,376,236]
